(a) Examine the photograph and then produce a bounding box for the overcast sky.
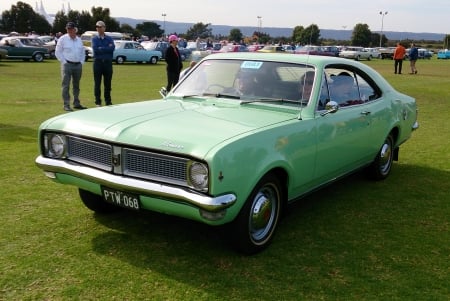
[1,0,448,34]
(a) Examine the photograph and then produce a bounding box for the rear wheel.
[227,174,283,255]
[79,189,121,213]
[367,134,394,180]
[116,56,125,64]
[149,56,158,64]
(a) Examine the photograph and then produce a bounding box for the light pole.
[162,13,166,38]
[379,11,388,47]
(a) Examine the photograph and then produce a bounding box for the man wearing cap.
[92,20,115,106]
[165,34,183,92]
[55,21,87,111]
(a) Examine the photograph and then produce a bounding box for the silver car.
[339,46,372,61]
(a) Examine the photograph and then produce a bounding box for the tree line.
[2,1,449,47]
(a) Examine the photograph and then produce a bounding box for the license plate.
[101,186,140,210]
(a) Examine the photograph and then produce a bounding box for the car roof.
[202,52,385,80]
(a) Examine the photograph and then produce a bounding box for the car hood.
[42,99,297,158]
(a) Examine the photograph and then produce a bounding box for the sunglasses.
[96,26,103,28]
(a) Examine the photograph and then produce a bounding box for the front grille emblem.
[112,154,120,166]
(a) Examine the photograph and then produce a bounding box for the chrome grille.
[65,136,188,187]
[67,136,112,171]
[124,148,187,186]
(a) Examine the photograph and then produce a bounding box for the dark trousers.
[93,59,113,105]
[394,59,403,74]
[166,71,180,92]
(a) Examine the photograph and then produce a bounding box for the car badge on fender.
[161,141,184,149]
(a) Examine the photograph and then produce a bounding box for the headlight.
[188,161,208,192]
[44,133,67,158]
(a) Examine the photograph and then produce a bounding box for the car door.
[313,68,374,182]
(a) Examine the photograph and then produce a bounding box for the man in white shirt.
[55,21,87,111]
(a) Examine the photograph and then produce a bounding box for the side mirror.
[320,101,339,116]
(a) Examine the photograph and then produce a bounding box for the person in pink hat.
[164,34,183,92]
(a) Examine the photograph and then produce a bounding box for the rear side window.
[322,66,380,108]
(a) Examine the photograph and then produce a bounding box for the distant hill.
[117,17,446,42]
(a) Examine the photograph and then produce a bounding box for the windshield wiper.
[240,98,308,105]
[181,94,202,98]
[201,92,241,99]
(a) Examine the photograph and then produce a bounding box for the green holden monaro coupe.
[35,53,418,254]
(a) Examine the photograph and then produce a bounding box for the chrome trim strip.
[35,156,236,212]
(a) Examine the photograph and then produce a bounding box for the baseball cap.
[66,22,76,29]
[168,34,179,42]
[96,21,106,27]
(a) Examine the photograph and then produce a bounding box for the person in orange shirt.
[393,42,406,74]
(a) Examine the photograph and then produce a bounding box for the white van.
[81,31,128,60]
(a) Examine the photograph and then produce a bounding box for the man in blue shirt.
[92,21,115,106]
[408,43,419,74]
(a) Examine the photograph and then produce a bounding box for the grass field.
[1,57,449,300]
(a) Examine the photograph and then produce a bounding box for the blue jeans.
[61,62,82,107]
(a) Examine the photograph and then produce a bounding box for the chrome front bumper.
[35,155,236,212]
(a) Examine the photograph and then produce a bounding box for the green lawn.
[0,57,449,300]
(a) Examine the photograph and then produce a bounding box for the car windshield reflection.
[173,59,316,105]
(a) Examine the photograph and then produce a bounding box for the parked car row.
[141,41,191,61]
[295,45,340,56]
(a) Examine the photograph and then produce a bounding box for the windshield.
[173,59,316,104]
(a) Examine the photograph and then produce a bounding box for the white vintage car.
[339,46,372,61]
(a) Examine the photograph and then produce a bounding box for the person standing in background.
[164,34,183,92]
[55,21,87,111]
[92,20,115,106]
[393,42,406,74]
[409,43,419,74]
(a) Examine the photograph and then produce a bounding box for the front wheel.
[79,189,121,213]
[33,53,44,62]
[149,56,158,64]
[367,134,394,180]
[227,174,283,255]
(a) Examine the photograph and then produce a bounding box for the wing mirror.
[320,101,339,116]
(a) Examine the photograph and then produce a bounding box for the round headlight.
[47,134,66,158]
[189,162,208,192]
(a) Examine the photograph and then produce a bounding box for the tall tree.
[120,23,139,39]
[253,31,271,44]
[1,1,51,34]
[443,34,450,49]
[185,22,212,40]
[228,28,243,43]
[52,10,69,34]
[90,6,120,32]
[351,23,372,47]
[136,21,163,40]
[292,24,320,45]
